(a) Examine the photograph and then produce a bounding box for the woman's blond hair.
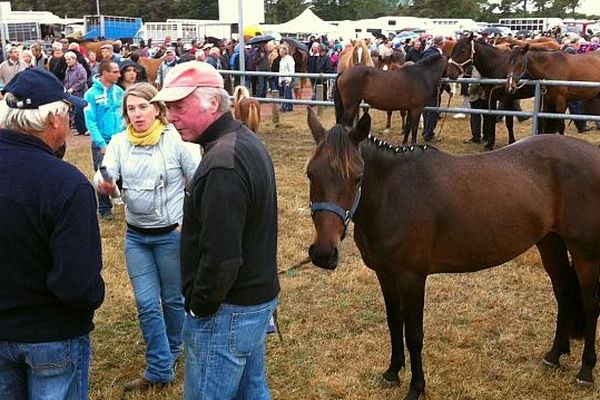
[122,82,168,126]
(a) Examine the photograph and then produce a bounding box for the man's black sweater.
[181,112,280,317]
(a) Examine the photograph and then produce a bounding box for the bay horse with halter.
[233,85,261,133]
[447,34,538,150]
[306,107,600,400]
[505,44,600,134]
[335,53,447,144]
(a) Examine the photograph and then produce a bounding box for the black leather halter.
[309,181,362,241]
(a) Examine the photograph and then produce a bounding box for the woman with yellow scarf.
[95,82,201,391]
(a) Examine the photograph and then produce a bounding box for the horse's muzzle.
[308,244,339,270]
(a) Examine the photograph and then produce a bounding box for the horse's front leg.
[555,95,568,135]
[375,270,405,385]
[398,272,427,400]
[411,108,422,144]
[385,111,393,130]
[502,98,515,144]
[401,110,413,144]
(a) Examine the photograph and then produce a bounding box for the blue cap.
[2,68,87,109]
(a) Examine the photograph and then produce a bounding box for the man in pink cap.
[152,62,280,399]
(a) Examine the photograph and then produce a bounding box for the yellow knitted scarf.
[127,120,165,146]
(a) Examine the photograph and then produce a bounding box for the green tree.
[265,0,309,24]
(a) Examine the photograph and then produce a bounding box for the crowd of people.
[0,35,280,398]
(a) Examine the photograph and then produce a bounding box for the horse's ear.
[307,107,326,144]
[468,32,474,41]
[349,111,371,144]
[522,43,530,54]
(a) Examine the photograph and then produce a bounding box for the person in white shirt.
[277,44,295,112]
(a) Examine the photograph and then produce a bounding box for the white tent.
[261,8,338,34]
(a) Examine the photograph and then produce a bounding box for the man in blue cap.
[0,68,105,400]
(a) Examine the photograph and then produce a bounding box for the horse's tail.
[334,72,344,124]
[246,100,261,133]
[233,85,250,105]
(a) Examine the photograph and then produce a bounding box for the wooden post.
[271,90,280,124]
[316,84,324,117]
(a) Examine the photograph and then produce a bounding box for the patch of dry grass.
[63,96,600,400]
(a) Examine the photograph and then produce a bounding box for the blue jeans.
[91,142,112,215]
[280,82,293,112]
[0,334,91,400]
[183,297,278,400]
[125,228,185,383]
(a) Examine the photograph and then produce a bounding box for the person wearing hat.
[95,82,200,392]
[100,43,122,66]
[155,47,179,90]
[178,43,195,63]
[0,68,105,399]
[83,59,125,220]
[152,62,279,399]
[118,59,139,90]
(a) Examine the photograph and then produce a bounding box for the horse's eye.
[355,175,363,185]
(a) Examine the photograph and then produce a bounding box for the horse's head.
[306,107,370,270]
[506,44,529,95]
[447,34,475,79]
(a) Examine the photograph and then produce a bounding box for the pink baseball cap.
[152,61,224,103]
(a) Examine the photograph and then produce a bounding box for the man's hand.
[97,180,116,195]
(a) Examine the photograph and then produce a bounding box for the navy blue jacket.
[0,129,104,343]
[420,46,442,60]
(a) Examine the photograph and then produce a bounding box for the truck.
[497,18,563,34]
[84,15,143,40]
[134,19,235,44]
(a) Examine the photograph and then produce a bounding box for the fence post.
[316,84,324,117]
[271,90,280,124]
[532,80,542,135]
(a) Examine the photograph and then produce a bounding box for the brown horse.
[374,48,408,132]
[336,40,375,73]
[138,57,163,85]
[447,35,538,149]
[233,85,261,133]
[335,54,447,144]
[306,107,600,400]
[505,45,600,133]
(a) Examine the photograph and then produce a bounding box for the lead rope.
[273,255,312,345]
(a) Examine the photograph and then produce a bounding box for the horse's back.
[361,135,600,269]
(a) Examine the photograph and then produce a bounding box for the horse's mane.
[363,134,438,157]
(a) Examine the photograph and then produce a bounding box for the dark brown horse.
[447,35,536,150]
[335,54,447,144]
[505,45,600,134]
[375,48,408,132]
[306,107,600,400]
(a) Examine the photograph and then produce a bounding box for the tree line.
[9,0,597,26]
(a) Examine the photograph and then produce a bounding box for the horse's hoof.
[542,358,559,369]
[382,370,400,386]
[575,378,594,387]
[576,370,594,386]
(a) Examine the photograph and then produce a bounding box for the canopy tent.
[260,8,338,35]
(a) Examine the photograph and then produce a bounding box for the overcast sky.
[578,0,600,15]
